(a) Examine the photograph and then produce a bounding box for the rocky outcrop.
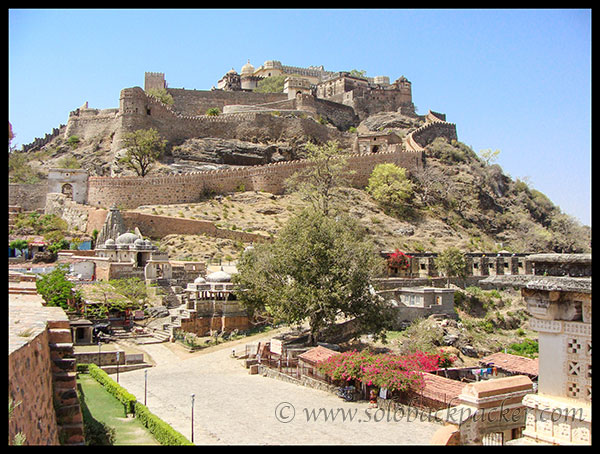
[170,137,295,167]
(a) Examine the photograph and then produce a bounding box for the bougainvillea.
[388,249,412,270]
[317,349,456,393]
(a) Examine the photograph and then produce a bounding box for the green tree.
[9,239,28,257]
[348,69,367,78]
[233,208,390,344]
[9,151,43,183]
[366,163,414,215]
[253,75,287,93]
[205,107,220,116]
[478,148,500,166]
[145,87,174,105]
[435,247,467,287]
[36,264,80,310]
[285,140,351,217]
[118,128,166,177]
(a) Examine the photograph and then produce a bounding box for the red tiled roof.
[414,373,466,403]
[298,346,338,365]
[479,352,539,377]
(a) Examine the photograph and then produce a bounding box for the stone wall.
[87,149,423,209]
[409,120,458,150]
[8,183,49,211]
[64,107,119,143]
[9,291,84,445]
[167,88,288,117]
[120,211,268,243]
[8,328,61,445]
[113,87,349,153]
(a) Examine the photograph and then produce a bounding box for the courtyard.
[115,336,442,445]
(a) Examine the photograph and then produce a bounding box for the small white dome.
[115,232,140,245]
[105,239,115,245]
[241,59,255,75]
[194,276,207,284]
[206,270,231,283]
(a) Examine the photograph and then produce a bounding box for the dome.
[241,59,255,76]
[115,232,140,245]
[206,270,231,283]
[105,239,115,246]
[134,238,145,248]
[194,276,207,284]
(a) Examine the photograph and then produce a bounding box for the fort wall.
[113,87,349,153]
[120,211,269,243]
[87,149,423,209]
[167,88,288,116]
[9,183,49,211]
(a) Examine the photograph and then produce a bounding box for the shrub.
[134,402,193,445]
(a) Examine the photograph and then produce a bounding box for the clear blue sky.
[9,8,591,226]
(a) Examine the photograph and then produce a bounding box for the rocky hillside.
[9,110,590,256]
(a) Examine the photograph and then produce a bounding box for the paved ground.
[116,336,442,445]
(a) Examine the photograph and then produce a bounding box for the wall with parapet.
[112,87,350,153]
[87,149,423,209]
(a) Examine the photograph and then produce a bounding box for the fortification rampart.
[87,149,423,209]
[113,87,350,153]
[405,120,457,152]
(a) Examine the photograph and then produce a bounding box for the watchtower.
[144,72,166,92]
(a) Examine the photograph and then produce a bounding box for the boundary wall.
[87,149,423,209]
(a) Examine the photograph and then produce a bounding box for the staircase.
[47,319,85,445]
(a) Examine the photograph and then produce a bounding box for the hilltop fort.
[12,59,457,211]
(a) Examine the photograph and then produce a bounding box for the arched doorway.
[61,183,73,199]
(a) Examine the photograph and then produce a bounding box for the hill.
[9,110,590,258]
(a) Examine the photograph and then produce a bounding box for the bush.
[88,364,136,416]
[134,402,193,445]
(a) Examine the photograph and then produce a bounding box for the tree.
[9,239,28,257]
[253,75,287,93]
[118,128,166,177]
[233,208,391,344]
[366,163,414,215]
[478,148,500,166]
[435,247,466,287]
[145,87,174,105]
[36,264,80,310]
[285,140,351,217]
[348,69,367,78]
[82,277,149,319]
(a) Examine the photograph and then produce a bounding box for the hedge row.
[82,364,193,445]
[134,402,194,446]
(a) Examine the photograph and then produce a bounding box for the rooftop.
[479,352,539,378]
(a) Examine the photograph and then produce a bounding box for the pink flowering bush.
[317,349,456,393]
[388,249,412,270]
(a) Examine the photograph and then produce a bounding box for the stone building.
[178,270,249,336]
[381,286,456,326]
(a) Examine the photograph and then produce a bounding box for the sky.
[9,9,591,226]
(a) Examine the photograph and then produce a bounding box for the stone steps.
[47,327,85,445]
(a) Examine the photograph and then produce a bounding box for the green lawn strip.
[77,374,159,445]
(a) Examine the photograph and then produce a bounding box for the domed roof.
[241,59,255,75]
[206,270,231,283]
[115,232,140,245]
[105,239,115,246]
[194,276,207,284]
[134,238,146,247]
